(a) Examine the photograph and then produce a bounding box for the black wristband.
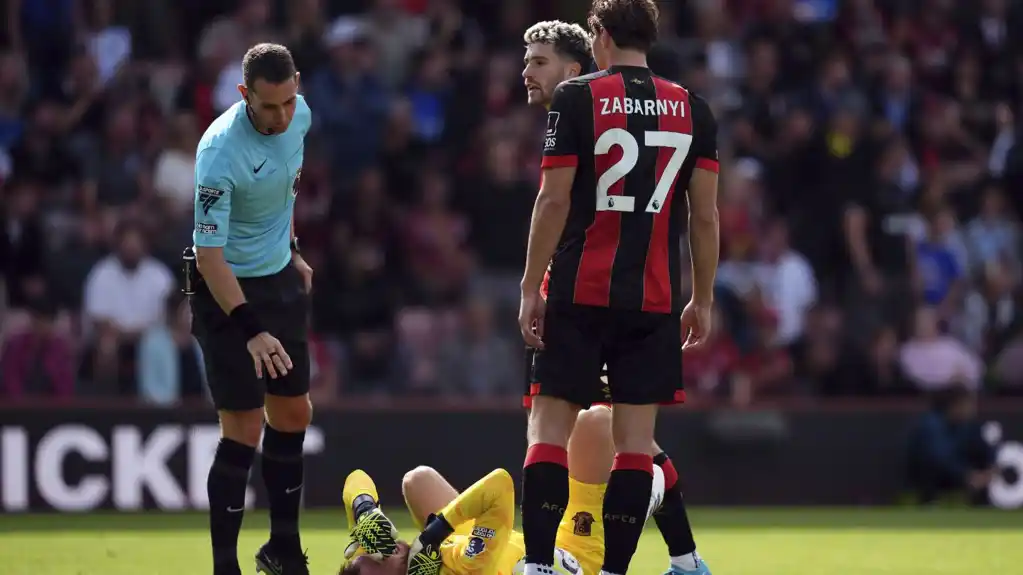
[352,494,377,521]
[420,513,455,547]
[230,303,266,340]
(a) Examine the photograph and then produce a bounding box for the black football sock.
[521,443,569,567]
[652,452,697,557]
[261,425,306,554]
[208,438,256,570]
[601,453,653,574]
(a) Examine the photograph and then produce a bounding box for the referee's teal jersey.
[192,96,312,278]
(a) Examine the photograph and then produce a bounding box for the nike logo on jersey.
[253,159,267,173]
[285,484,303,494]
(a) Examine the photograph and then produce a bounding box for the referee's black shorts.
[191,263,310,411]
[525,302,685,408]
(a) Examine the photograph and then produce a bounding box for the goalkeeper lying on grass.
[337,405,707,575]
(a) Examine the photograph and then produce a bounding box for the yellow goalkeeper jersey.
[435,469,524,574]
[436,469,601,575]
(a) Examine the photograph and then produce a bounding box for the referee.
[191,43,313,575]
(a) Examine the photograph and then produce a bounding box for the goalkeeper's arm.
[412,469,515,573]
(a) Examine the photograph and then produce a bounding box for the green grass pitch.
[0,508,1017,574]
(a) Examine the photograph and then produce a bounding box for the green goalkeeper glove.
[405,536,443,575]
[343,507,400,560]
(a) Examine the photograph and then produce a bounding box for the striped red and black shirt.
[539,66,719,315]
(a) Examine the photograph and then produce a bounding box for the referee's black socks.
[652,452,698,558]
[208,438,256,572]
[521,443,569,569]
[601,453,654,575]
[261,425,306,555]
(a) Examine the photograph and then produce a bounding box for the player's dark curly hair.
[587,0,659,52]
[242,43,297,88]
[523,20,592,66]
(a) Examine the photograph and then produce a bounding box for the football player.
[338,406,663,575]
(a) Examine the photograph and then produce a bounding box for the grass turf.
[0,508,1017,574]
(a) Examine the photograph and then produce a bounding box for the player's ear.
[294,72,301,92]
[567,63,581,78]
[237,84,248,100]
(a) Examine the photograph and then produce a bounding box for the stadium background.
[1,0,1023,524]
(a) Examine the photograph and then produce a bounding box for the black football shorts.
[527,302,684,408]
[191,263,310,411]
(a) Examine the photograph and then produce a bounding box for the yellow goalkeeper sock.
[342,469,379,530]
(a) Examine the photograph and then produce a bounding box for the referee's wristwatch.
[290,237,301,254]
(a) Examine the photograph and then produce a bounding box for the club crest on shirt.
[465,536,486,558]
[292,167,302,197]
[546,111,560,136]
[572,511,594,536]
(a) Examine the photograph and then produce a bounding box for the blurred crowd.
[2,0,1023,406]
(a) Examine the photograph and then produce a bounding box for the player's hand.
[293,255,314,293]
[406,536,443,575]
[343,507,400,560]
[680,300,712,351]
[518,290,547,349]
[246,332,293,379]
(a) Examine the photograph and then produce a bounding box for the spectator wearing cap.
[308,16,390,176]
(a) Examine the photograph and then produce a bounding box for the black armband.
[420,513,455,547]
[229,303,266,340]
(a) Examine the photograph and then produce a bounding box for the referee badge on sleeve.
[197,185,225,215]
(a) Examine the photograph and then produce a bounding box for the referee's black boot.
[255,542,309,575]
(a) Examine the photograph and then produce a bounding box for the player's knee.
[568,406,615,484]
[401,466,441,500]
[484,468,514,492]
[218,409,265,446]
[610,404,658,454]
[575,405,612,438]
[527,396,578,447]
[264,394,312,432]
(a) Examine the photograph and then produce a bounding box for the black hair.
[587,0,659,52]
[242,43,297,89]
[523,20,593,66]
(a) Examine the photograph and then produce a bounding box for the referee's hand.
[246,332,293,379]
